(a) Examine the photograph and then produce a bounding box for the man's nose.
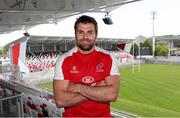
[83,33,89,39]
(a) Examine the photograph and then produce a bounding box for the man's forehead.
[77,23,95,29]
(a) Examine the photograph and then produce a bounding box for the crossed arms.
[53,75,120,108]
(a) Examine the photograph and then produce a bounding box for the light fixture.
[102,12,113,25]
[23,31,30,37]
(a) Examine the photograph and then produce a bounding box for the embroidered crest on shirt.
[96,63,104,72]
[70,66,79,73]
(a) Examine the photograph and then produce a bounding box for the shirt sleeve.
[53,56,65,80]
[110,53,120,76]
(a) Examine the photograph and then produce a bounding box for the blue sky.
[0,0,180,46]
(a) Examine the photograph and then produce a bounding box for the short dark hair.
[74,15,98,34]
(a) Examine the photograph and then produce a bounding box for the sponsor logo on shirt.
[96,63,104,72]
[82,76,94,84]
[70,66,79,73]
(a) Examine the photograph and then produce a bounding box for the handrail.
[0,93,24,101]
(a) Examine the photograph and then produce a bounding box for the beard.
[76,39,95,51]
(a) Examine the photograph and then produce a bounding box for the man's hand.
[96,80,106,86]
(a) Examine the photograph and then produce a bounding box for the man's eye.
[88,31,94,34]
[78,31,83,34]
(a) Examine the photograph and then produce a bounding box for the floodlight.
[102,12,113,25]
[23,32,30,37]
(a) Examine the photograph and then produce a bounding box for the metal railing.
[0,77,24,117]
[0,92,24,117]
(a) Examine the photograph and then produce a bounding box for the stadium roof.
[8,35,134,46]
[0,0,142,34]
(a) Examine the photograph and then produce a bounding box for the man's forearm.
[55,91,87,108]
[53,80,89,108]
[79,84,119,102]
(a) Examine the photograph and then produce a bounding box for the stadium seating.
[23,94,63,117]
[26,51,61,72]
[110,50,133,66]
[0,78,63,117]
[26,50,134,72]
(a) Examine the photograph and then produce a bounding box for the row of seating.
[26,51,60,60]
[23,95,63,117]
[0,85,16,98]
[0,84,19,116]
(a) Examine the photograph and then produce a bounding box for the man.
[53,15,120,117]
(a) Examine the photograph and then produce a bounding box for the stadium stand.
[26,51,61,72]
[23,94,63,117]
[0,77,63,117]
[26,49,133,72]
[110,50,133,66]
[0,64,64,117]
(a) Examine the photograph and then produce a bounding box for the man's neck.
[78,47,95,55]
